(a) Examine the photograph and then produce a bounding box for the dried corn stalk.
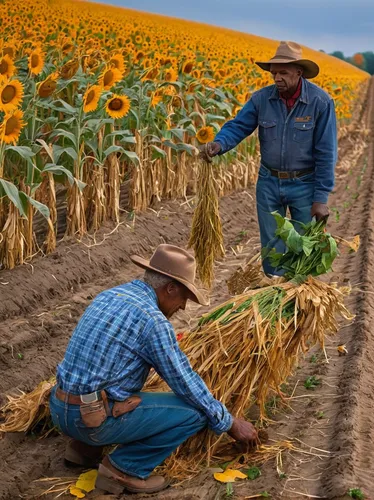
[188,160,225,288]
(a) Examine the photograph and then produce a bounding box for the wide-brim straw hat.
[255,41,319,79]
[131,244,209,306]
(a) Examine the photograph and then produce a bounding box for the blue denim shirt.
[215,79,337,204]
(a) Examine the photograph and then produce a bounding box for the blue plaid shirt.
[57,280,233,434]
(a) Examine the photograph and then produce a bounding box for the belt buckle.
[278,171,289,179]
[80,392,99,404]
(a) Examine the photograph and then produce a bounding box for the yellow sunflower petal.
[214,469,248,483]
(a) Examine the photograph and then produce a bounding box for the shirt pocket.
[258,120,277,142]
[293,121,314,143]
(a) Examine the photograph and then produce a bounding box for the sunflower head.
[28,48,45,76]
[0,55,15,81]
[37,73,58,98]
[0,79,24,113]
[196,126,215,144]
[105,94,131,119]
[164,68,178,82]
[60,59,80,80]
[182,61,194,74]
[0,109,25,145]
[109,54,126,74]
[99,67,123,90]
[141,67,158,82]
[83,84,102,113]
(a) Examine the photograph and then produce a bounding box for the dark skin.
[154,280,258,447]
[200,62,329,221]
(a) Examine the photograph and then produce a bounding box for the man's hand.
[199,141,221,162]
[227,417,258,451]
[311,202,329,222]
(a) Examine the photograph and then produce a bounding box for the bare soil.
[0,79,373,500]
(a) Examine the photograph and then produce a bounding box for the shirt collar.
[269,78,309,104]
[132,279,159,304]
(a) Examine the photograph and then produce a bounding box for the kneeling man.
[50,244,257,494]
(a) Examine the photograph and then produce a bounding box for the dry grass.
[188,160,225,288]
[0,378,55,433]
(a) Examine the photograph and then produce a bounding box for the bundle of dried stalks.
[0,378,55,433]
[188,160,225,288]
[149,276,353,477]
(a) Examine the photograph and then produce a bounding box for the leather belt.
[56,387,106,406]
[262,164,315,179]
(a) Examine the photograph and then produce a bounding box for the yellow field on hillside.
[0,0,370,270]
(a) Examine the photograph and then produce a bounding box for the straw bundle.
[188,160,225,288]
[149,276,353,477]
[0,378,55,433]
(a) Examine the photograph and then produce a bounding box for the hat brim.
[130,255,210,306]
[255,59,320,79]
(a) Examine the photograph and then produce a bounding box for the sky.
[95,0,373,56]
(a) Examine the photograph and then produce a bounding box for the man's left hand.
[311,202,329,222]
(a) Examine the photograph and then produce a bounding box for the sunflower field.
[0,0,369,269]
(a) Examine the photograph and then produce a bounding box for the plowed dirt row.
[0,80,373,500]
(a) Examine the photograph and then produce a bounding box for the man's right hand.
[199,141,222,162]
[227,417,258,451]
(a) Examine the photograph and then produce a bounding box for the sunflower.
[0,109,25,145]
[0,79,24,113]
[83,84,102,113]
[196,126,215,144]
[151,90,163,107]
[0,55,15,81]
[37,72,58,98]
[99,67,123,90]
[182,61,194,74]
[164,68,178,82]
[109,53,126,74]
[105,94,131,119]
[28,48,45,76]
[141,67,158,82]
[60,59,79,80]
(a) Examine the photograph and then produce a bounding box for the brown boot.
[95,456,169,494]
[64,440,104,468]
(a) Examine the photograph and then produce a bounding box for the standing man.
[49,244,258,495]
[201,41,337,275]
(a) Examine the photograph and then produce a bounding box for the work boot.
[95,456,169,494]
[64,439,104,468]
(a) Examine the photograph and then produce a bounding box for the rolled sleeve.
[214,97,259,154]
[313,99,337,204]
[142,320,233,434]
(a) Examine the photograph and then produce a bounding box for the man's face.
[162,282,193,319]
[270,63,302,94]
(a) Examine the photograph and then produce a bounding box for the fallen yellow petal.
[214,468,248,483]
[69,485,85,498]
[75,469,98,493]
[337,344,348,355]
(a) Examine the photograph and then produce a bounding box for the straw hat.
[131,244,209,306]
[255,41,319,79]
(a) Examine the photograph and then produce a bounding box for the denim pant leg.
[285,174,315,230]
[49,389,207,479]
[256,166,286,276]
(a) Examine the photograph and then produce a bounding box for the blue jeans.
[49,387,207,479]
[256,165,314,276]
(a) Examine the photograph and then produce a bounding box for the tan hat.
[255,41,319,79]
[130,244,209,306]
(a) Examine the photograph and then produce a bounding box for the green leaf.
[151,145,167,159]
[123,150,140,163]
[169,128,184,141]
[104,145,126,156]
[285,228,303,253]
[43,163,75,186]
[51,128,78,148]
[56,99,77,115]
[301,236,315,256]
[19,192,50,220]
[5,146,35,160]
[0,180,27,217]
[246,467,261,480]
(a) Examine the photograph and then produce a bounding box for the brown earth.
[0,79,373,500]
